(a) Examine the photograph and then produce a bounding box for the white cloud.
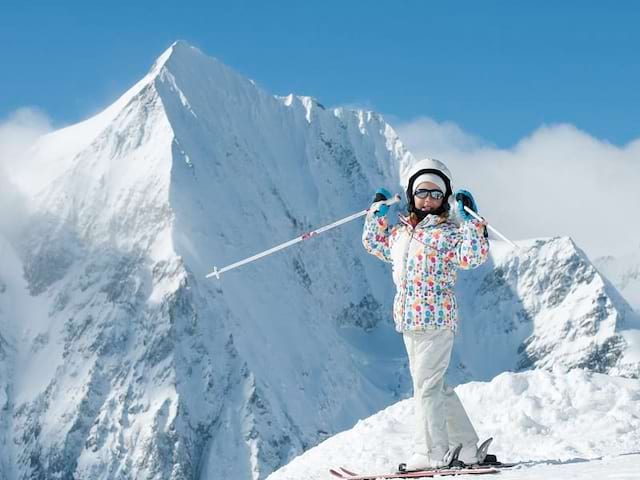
[395,116,489,155]
[0,108,52,241]
[0,108,51,161]
[395,117,640,260]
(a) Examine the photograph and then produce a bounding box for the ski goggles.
[414,188,445,200]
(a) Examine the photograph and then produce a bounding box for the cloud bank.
[395,116,640,259]
[0,108,51,241]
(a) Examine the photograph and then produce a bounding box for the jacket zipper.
[399,216,439,326]
[399,225,416,323]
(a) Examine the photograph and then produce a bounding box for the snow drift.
[268,369,640,480]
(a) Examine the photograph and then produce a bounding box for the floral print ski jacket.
[362,210,489,333]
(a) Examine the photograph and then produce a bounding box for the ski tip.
[340,467,357,476]
[329,468,345,478]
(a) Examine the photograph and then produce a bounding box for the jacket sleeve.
[454,219,490,269]
[362,210,395,264]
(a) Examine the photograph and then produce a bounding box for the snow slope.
[268,369,640,480]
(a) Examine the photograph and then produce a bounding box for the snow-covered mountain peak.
[452,234,640,383]
[12,40,245,200]
[149,40,237,87]
[154,39,257,96]
[149,40,197,74]
[506,235,638,330]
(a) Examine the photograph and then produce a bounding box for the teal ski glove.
[455,189,479,221]
[372,188,392,217]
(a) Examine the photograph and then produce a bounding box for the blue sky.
[2,0,640,148]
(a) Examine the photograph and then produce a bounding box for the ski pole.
[206,194,402,279]
[463,206,519,249]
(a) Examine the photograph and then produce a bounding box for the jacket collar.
[398,213,448,229]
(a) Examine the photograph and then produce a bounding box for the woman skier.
[362,157,490,471]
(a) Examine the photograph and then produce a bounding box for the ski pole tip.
[205,267,221,280]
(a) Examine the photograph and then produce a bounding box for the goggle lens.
[414,188,444,200]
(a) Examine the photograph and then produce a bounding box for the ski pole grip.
[373,188,392,217]
[373,187,391,202]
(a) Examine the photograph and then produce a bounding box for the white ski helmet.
[401,157,453,202]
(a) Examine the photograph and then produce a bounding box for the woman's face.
[414,181,444,213]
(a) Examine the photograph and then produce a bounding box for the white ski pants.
[403,329,479,458]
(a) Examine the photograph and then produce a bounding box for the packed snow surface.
[268,369,640,480]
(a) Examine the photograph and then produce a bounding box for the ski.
[340,468,358,476]
[329,439,518,478]
[329,465,499,479]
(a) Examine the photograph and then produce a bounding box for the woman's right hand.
[371,188,392,217]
